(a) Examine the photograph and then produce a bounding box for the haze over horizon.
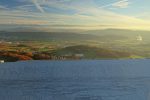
[0,0,150,31]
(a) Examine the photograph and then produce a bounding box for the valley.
[1,29,150,62]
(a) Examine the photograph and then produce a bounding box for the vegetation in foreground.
[0,43,143,62]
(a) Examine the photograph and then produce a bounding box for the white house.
[0,60,4,63]
[75,54,84,58]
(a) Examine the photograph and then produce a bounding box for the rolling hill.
[0,31,99,41]
[52,45,138,59]
[1,29,150,42]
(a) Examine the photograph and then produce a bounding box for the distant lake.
[0,60,150,100]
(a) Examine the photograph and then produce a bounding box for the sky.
[0,0,150,31]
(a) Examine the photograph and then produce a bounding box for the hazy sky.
[0,0,150,31]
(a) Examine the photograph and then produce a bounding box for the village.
[0,50,84,63]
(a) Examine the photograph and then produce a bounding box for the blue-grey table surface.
[0,59,150,100]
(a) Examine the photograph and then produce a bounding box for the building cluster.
[50,54,84,60]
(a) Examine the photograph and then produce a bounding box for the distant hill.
[84,29,150,42]
[0,31,99,41]
[1,29,150,42]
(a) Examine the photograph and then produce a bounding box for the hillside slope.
[53,45,138,59]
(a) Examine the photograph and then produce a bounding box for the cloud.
[112,0,130,8]
[134,12,150,20]
[1,0,150,31]
[0,5,8,10]
[99,0,130,9]
[31,0,44,13]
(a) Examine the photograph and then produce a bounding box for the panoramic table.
[0,59,150,100]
